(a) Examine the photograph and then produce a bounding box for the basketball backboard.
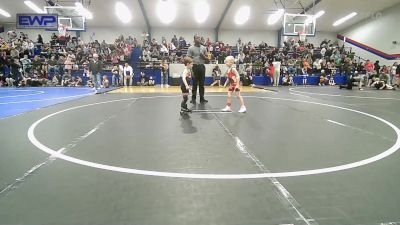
[44,6,85,31]
[283,13,316,36]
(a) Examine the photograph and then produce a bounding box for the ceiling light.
[0,8,11,17]
[75,2,93,19]
[194,1,210,24]
[115,2,132,24]
[24,1,46,14]
[234,6,250,25]
[333,12,357,26]
[268,9,284,25]
[157,0,177,24]
[305,10,325,24]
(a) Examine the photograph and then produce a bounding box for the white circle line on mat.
[289,87,400,100]
[27,95,400,179]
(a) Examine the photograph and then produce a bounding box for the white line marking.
[192,109,227,112]
[289,87,400,100]
[0,147,64,196]
[27,95,400,179]
[326,119,349,127]
[0,101,131,196]
[0,90,45,98]
[50,148,66,160]
[192,111,232,114]
[290,92,312,98]
[0,93,92,105]
[213,114,315,224]
[235,137,247,153]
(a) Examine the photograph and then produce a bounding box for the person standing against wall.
[89,53,103,92]
[160,59,169,87]
[272,58,281,87]
[187,34,208,104]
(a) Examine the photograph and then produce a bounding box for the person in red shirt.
[222,56,246,113]
[364,59,375,86]
[266,60,275,85]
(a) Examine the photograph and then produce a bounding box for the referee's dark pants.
[192,64,206,101]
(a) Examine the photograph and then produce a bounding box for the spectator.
[160,59,169,87]
[20,55,31,76]
[137,72,148,86]
[160,44,169,57]
[89,53,103,91]
[390,62,397,86]
[6,58,21,86]
[379,65,390,84]
[395,63,400,88]
[364,59,375,86]
[272,59,281,86]
[179,36,186,48]
[47,55,58,75]
[148,76,155,86]
[319,69,327,86]
[210,64,221,87]
[371,77,396,90]
[282,74,293,86]
[118,64,124,86]
[266,61,274,85]
[374,60,381,75]
[102,75,110,88]
[73,76,83,87]
[142,47,151,62]
[111,65,120,86]
[171,35,178,48]
[123,62,133,86]
[243,65,254,87]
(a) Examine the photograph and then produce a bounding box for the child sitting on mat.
[222,56,246,113]
[148,76,155,86]
[102,75,110,88]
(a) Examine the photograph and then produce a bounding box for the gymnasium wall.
[218,29,278,46]
[338,2,400,64]
[0,24,145,44]
[1,23,337,49]
[1,20,341,52]
[151,27,215,45]
[306,31,337,46]
[79,27,144,43]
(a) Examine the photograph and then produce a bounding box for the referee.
[187,34,208,104]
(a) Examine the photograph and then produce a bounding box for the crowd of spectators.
[0,30,132,88]
[1,29,399,89]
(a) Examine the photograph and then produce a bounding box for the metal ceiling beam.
[302,0,322,14]
[215,0,234,41]
[138,0,151,41]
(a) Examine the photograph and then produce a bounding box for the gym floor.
[0,86,399,225]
